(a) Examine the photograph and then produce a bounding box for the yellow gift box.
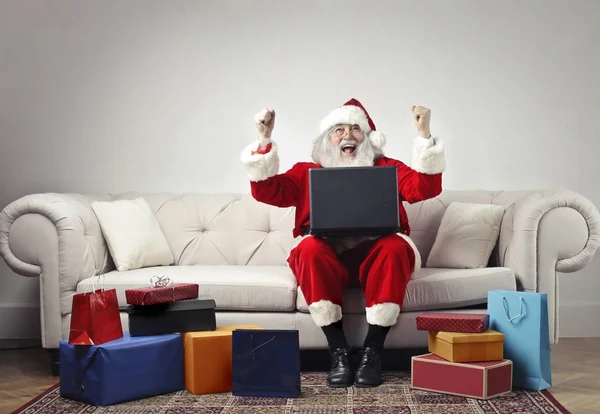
[428,329,504,363]
[183,324,262,395]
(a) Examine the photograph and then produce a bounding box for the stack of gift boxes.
[410,312,514,400]
[59,279,301,407]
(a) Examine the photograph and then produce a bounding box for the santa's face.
[329,124,365,160]
[311,124,377,168]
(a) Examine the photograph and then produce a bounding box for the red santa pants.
[287,234,416,328]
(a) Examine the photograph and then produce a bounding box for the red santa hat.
[319,98,386,149]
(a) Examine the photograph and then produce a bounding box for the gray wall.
[1,0,599,341]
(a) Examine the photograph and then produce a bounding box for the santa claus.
[240,99,446,388]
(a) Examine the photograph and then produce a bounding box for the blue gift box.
[232,329,301,398]
[59,332,185,406]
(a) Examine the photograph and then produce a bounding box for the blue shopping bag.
[488,290,552,390]
[232,329,301,398]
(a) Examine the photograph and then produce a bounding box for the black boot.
[321,320,353,387]
[327,347,353,387]
[354,324,390,387]
[354,347,383,387]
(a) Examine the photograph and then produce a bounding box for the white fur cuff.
[366,303,401,327]
[308,299,343,327]
[411,136,446,174]
[240,140,280,182]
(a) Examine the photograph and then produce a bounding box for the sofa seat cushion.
[296,267,516,314]
[76,265,297,312]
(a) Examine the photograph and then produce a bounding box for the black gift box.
[127,298,216,336]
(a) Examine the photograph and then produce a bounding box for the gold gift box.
[428,329,504,363]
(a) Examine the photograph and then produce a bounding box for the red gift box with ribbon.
[125,276,199,306]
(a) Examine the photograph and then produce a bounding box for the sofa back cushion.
[403,190,515,267]
[108,190,515,267]
[141,193,296,266]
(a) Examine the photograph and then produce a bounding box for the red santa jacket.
[240,136,446,239]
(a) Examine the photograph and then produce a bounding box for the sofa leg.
[48,349,60,377]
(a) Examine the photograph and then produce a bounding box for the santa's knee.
[295,235,327,254]
[376,234,412,256]
[291,236,337,262]
[371,234,418,273]
[289,236,333,271]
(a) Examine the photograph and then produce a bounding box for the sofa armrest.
[498,189,600,342]
[0,193,112,348]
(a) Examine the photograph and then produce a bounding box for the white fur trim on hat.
[320,105,372,134]
[368,130,386,149]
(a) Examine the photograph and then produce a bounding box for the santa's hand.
[255,108,276,140]
[412,105,431,138]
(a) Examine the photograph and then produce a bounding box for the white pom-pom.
[369,130,386,148]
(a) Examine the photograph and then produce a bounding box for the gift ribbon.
[151,275,173,288]
[502,296,525,322]
[139,275,176,305]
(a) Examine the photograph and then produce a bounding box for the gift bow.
[150,275,173,288]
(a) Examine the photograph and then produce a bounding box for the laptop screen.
[308,166,400,237]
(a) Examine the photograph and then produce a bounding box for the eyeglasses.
[332,125,362,138]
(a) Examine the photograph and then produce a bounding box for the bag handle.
[250,333,276,360]
[66,253,110,300]
[85,252,109,293]
[502,296,524,322]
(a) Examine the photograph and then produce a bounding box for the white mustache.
[339,139,358,148]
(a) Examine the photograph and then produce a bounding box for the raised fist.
[412,105,431,138]
[255,108,276,139]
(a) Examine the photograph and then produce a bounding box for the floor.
[0,338,599,414]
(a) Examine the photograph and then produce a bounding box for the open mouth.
[341,144,356,155]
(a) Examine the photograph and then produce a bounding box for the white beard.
[311,132,379,168]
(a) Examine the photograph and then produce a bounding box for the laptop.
[308,166,400,237]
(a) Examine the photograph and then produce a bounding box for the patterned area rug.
[14,372,570,413]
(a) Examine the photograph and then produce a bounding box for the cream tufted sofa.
[1,189,599,374]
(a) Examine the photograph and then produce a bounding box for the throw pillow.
[426,202,506,269]
[91,197,174,271]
